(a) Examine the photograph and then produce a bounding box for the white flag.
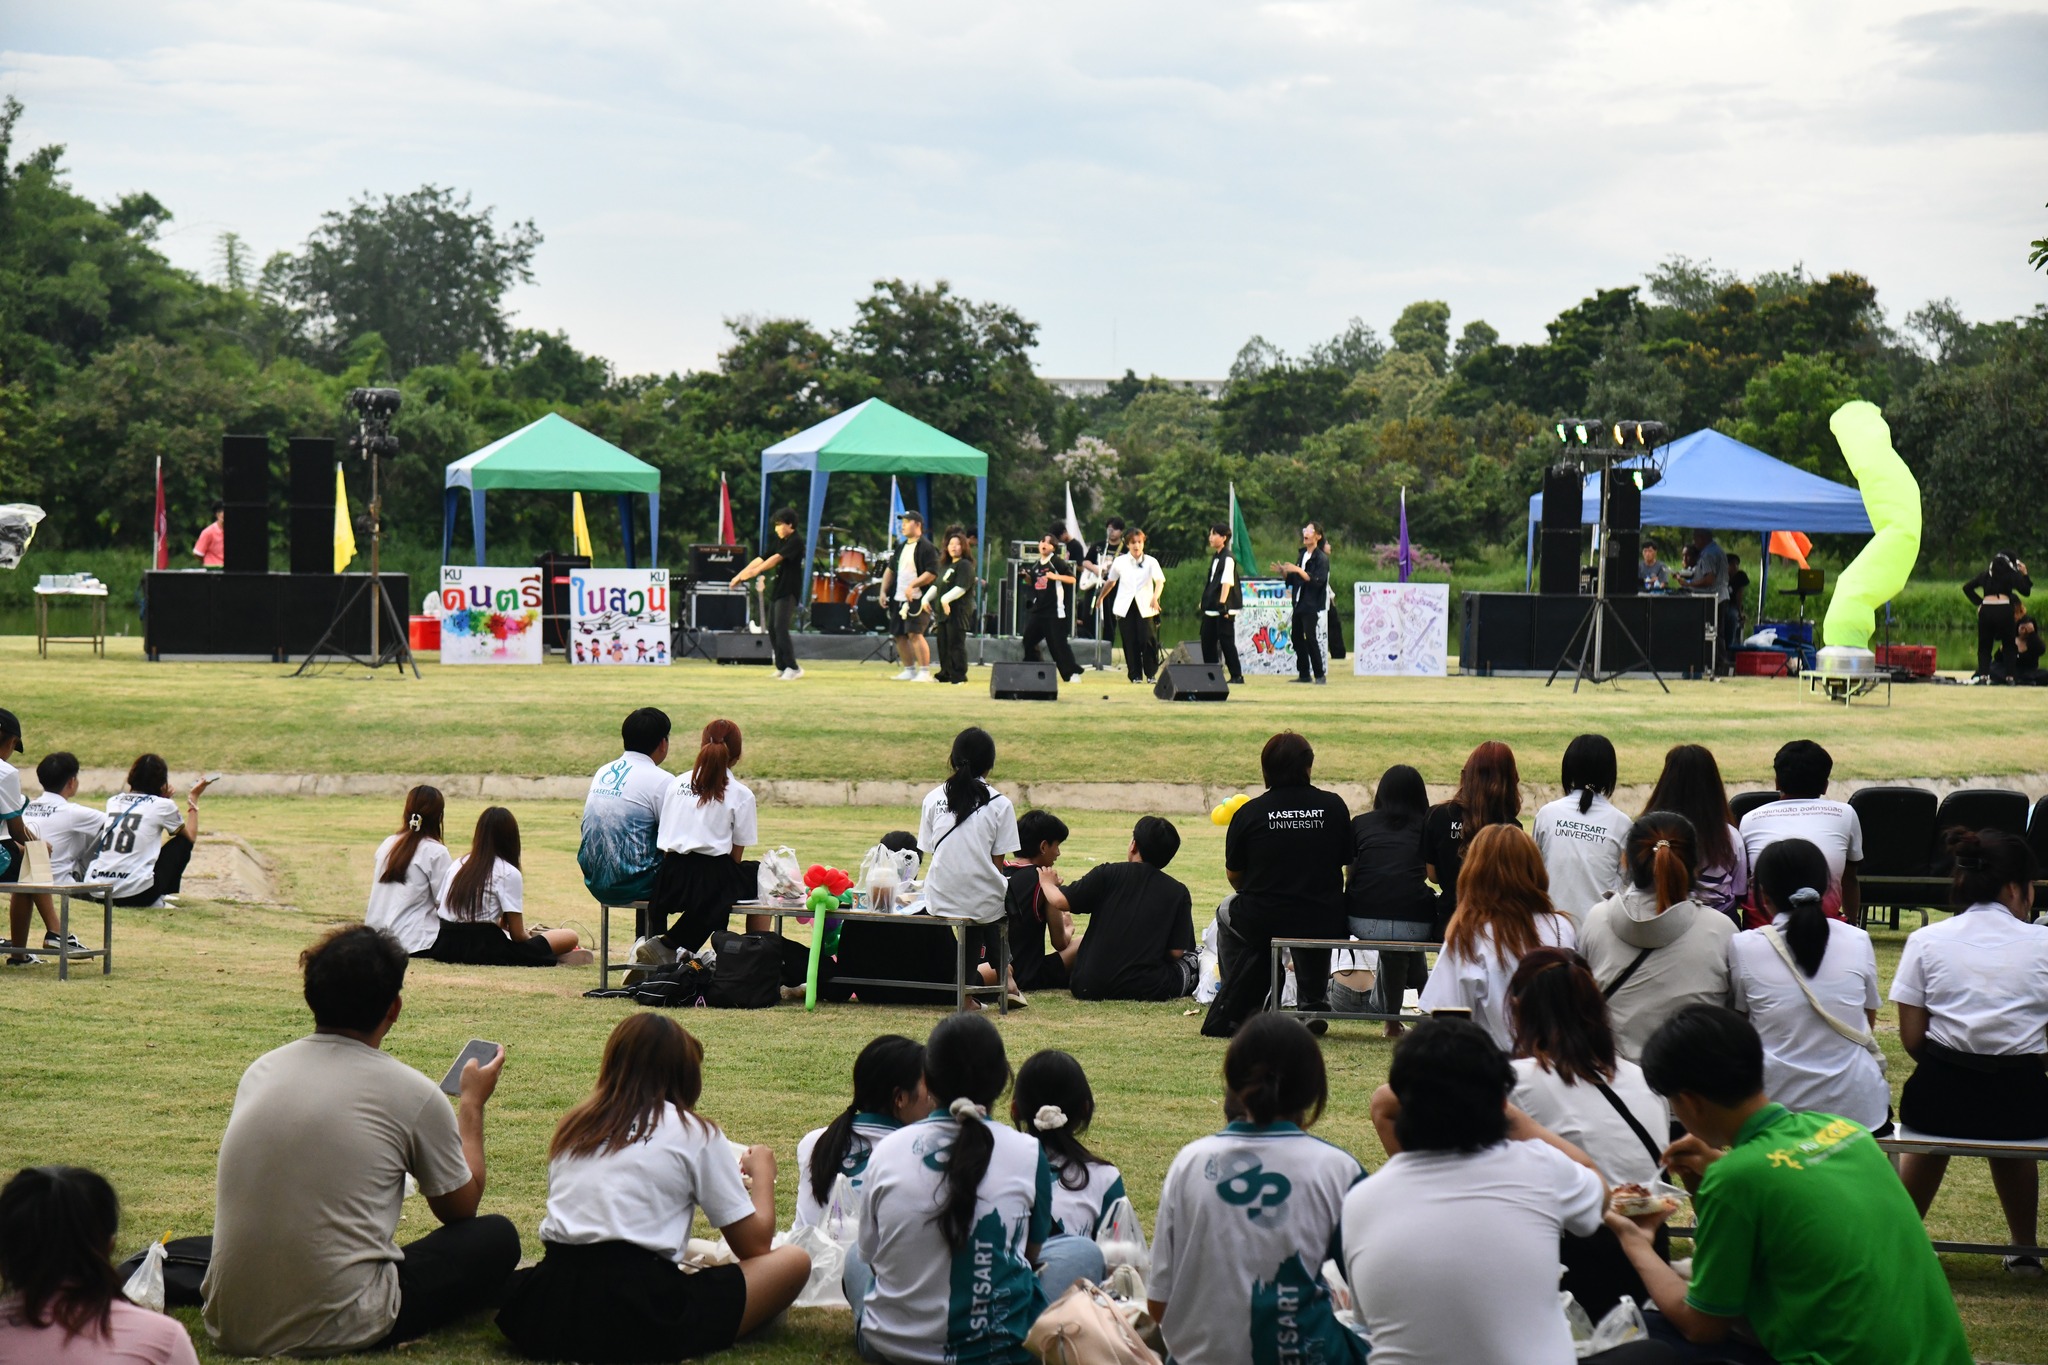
[1063,482,1084,547]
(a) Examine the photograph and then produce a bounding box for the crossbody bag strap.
[1588,1075,1666,1166]
[1602,946,1654,999]
[1759,925,1882,1059]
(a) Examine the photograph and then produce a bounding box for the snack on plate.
[1610,1180,1686,1218]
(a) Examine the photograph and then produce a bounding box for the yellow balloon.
[1210,793,1251,826]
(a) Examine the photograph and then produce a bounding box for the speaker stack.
[1537,464,1582,595]
[286,438,335,575]
[1153,663,1230,701]
[989,662,1058,700]
[1603,469,1642,591]
[221,435,270,573]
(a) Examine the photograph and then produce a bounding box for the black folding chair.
[1931,789,2031,872]
[1849,786,1939,930]
[1730,790,1781,823]
[2028,795,2048,876]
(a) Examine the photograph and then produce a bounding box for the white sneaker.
[891,667,916,681]
[3,953,41,968]
[786,666,805,679]
[910,668,937,683]
[43,932,87,953]
[773,667,796,680]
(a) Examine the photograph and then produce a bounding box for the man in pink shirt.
[192,502,225,567]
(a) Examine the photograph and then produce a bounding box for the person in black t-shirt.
[1421,740,1523,919]
[1019,531,1084,681]
[983,809,1075,995]
[1202,732,1352,1038]
[730,507,805,679]
[1345,764,1440,1034]
[1199,522,1245,684]
[1054,816,1197,1001]
[927,527,977,684]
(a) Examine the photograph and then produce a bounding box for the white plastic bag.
[122,1239,167,1313]
[0,504,45,571]
[776,1174,862,1308]
[1585,1296,1647,1355]
[756,846,803,905]
[1096,1196,1150,1279]
[1194,923,1221,1004]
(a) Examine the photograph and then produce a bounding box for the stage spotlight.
[1555,420,1571,445]
[1638,420,1669,448]
[1575,420,1595,446]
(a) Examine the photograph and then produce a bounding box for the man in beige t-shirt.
[202,926,519,1356]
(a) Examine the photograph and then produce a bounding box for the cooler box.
[409,614,441,651]
[1876,643,1936,677]
[1734,649,1795,678]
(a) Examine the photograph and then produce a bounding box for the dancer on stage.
[729,507,804,680]
[1963,550,2031,679]
[1273,522,1330,684]
[1020,530,1083,682]
[880,511,939,683]
[1077,517,1126,639]
[1104,527,1164,683]
[1199,522,1244,684]
[927,526,976,685]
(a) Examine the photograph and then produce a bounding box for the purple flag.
[1397,487,1412,583]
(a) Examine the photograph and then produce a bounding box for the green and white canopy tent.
[760,399,990,601]
[441,413,661,566]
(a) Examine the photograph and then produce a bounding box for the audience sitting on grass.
[579,707,672,937]
[918,727,1022,977]
[1152,1014,1366,1365]
[1343,763,1438,1033]
[989,808,1076,996]
[1418,824,1577,1049]
[648,719,761,956]
[1641,743,1747,920]
[1728,837,1890,1134]
[1049,815,1197,1002]
[1010,1050,1128,1245]
[84,754,212,909]
[432,807,591,967]
[1577,813,1735,1059]
[1889,828,2048,1275]
[1422,740,1523,922]
[1532,733,1632,920]
[1352,1019,1675,1365]
[1506,948,1673,1319]
[203,925,520,1357]
[495,1012,810,1363]
[793,1035,931,1231]
[9,751,101,964]
[0,1164,201,1365]
[1613,1005,1972,1365]
[364,785,451,956]
[1736,740,1862,925]
[1204,731,1352,1038]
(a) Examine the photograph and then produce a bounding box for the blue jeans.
[1348,917,1435,1016]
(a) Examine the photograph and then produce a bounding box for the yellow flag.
[333,463,357,572]
[572,491,594,558]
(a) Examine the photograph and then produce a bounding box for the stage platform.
[678,630,1065,664]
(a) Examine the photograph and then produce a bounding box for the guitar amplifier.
[689,544,748,583]
[688,585,749,631]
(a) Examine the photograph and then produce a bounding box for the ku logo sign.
[1212,1157,1292,1221]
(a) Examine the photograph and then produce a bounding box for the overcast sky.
[5,1,2045,379]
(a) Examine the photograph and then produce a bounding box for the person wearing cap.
[878,511,939,682]
[0,711,32,956]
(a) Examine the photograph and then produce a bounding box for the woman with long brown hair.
[365,785,451,955]
[431,807,589,966]
[1418,824,1575,1049]
[1421,740,1522,923]
[1640,743,1746,919]
[497,1014,808,1362]
[649,720,761,952]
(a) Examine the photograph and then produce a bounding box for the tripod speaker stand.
[1546,455,1667,693]
[294,388,419,679]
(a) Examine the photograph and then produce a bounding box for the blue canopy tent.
[441,413,661,566]
[759,399,989,604]
[1524,428,1874,614]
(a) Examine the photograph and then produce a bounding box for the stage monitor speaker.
[1153,662,1229,701]
[1650,594,1713,676]
[809,602,854,634]
[222,434,269,505]
[1538,529,1581,595]
[689,585,748,631]
[712,633,774,665]
[222,503,269,573]
[1540,464,1583,531]
[287,437,334,506]
[689,544,747,583]
[143,573,217,655]
[1459,593,1536,673]
[1603,469,1641,534]
[990,661,1058,701]
[287,507,332,575]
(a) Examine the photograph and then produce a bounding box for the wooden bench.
[4,880,115,980]
[1266,936,1439,1026]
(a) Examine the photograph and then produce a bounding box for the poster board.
[438,566,543,665]
[1351,581,1449,676]
[569,568,671,666]
[1233,578,1329,676]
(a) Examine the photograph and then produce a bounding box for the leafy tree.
[1583,319,1682,423]
[1229,335,1285,381]
[695,315,860,436]
[1725,353,1864,476]
[1390,301,1452,376]
[2032,203,2047,272]
[1357,350,1443,422]
[1645,255,1737,314]
[1216,361,1363,456]
[1452,320,1498,371]
[1135,444,1245,559]
[1305,318,1386,373]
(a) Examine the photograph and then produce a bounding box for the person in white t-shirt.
[83,753,210,909]
[496,1013,810,1361]
[1151,1013,1366,1365]
[8,752,105,962]
[849,1014,1057,1365]
[1506,947,1672,1320]
[650,718,763,952]
[431,807,590,967]
[1102,527,1165,683]
[1418,825,1577,1049]
[364,786,453,957]
[1735,740,1862,925]
[577,708,671,930]
[1010,1051,1127,1249]
[1532,734,1631,919]
[1728,837,1888,1132]
[794,1035,932,1231]
[918,727,1021,972]
[0,710,28,902]
[1350,1018,1627,1365]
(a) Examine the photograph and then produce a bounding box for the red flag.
[718,474,737,546]
[153,457,169,569]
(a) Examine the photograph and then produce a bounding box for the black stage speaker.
[221,434,270,574]
[1538,530,1582,596]
[1604,469,1641,533]
[536,552,591,650]
[990,661,1058,700]
[1651,594,1713,677]
[287,438,336,575]
[809,602,854,634]
[1153,662,1229,701]
[1602,468,1641,590]
[1540,464,1582,530]
[288,507,331,575]
[1460,593,1536,673]
[143,573,216,655]
[712,633,774,665]
[689,585,748,631]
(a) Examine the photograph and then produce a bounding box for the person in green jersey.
[1607,1005,1971,1365]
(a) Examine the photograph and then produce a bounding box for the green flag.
[1230,482,1258,579]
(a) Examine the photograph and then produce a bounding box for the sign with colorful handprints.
[438,565,543,665]
[569,568,671,666]
[1233,578,1328,677]
[1351,581,1448,677]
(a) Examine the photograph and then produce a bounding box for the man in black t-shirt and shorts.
[730,508,806,679]
[1052,816,1197,1000]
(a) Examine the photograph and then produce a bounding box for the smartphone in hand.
[439,1039,500,1096]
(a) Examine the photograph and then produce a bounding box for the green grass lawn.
[3,791,2043,1363]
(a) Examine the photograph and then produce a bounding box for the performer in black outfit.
[928,526,976,684]
[1077,517,1125,640]
[729,506,804,678]
[1272,521,1330,684]
[1963,550,2032,678]
[1019,530,1083,681]
[1199,521,1244,683]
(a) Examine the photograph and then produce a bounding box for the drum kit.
[811,527,891,631]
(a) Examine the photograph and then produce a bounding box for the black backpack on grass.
[703,930,781,1009]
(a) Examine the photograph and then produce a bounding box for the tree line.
[1,95,2042,578]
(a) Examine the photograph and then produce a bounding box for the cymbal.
[818,524,851,534]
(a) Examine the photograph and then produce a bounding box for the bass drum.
[811,572,850,605]
[854,578,890,632]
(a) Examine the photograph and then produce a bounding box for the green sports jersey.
[1686,1105,1971,1365]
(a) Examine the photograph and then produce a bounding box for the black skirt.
[497,1239,746,1363]
[649,851,756,953]
[428,918,559,967]
[1899,1046,2048,1140]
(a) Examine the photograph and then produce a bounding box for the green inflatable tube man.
[1821,400,1921,652]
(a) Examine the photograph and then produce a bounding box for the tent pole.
[648,491,660,566]
[975,475,988,637]
[442,489,457,565]
[472,488,487,566]
[1757,532,1769,628]
[1524,515,1535,592]
[619,494,636,568]
[917,474,933,532]
[804,473,830,607]
[758,469,771,556]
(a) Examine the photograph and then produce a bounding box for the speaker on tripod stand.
[1538,463,1583,595]
[1602,468,1641,594]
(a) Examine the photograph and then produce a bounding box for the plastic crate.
[1876,643,1936,677]
[1734,649,1796,678]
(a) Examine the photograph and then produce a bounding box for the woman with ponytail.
[365,786,450,955]
[1151,1014,1365,1365]
[1010,1051,1126,1241]
[917,728,1020,978]
[1576,812,1733,1059]
[792,1035,930,1231]
[851,1014,1050,1365]
[1889,827,2048,1271]
[650,720,762,952]
[1532,734,1630,919]
[432,807,590,966]
[1726,837,1887,1131]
